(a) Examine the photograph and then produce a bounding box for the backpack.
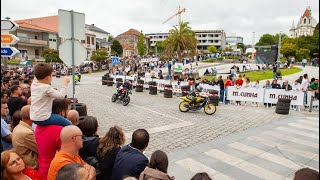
[85,156,101,177]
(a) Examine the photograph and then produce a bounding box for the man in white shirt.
[301,74,309,105]
[292,80,301,91]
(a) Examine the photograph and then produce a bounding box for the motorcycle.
[179,91,217,115]
[74,73,81,85]
[111,82,132,106]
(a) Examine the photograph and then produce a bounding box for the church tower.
[289,6,318,38]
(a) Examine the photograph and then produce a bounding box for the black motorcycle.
[111,83,132,106]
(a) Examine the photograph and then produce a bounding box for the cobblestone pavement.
[51,69,319,157]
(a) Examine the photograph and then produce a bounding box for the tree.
[40,48,62,63]
[111,40,123,56]
[207,46,217,54]
[296,48,310,61]
[237,43,245,52]
[281,42,297,57]
[162,22,198,62]
[91,48,109,62]
[108,35,114,42]
[155,41,164,55]
[138,31,146,56]
[256,34,276,46]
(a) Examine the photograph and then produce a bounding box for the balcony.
[18,37,47,47]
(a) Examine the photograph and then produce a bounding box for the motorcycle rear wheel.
[111,94,118,102]
[122,96,130,106]
[204,103,216,115]
[179,101,190,112]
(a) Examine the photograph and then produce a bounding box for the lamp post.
[277,31,282,62]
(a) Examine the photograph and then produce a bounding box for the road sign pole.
[71,10,76,110]
[4,57,8,71]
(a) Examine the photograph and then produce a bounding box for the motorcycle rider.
[117,80,131,99]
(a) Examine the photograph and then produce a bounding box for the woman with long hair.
[1,149,44,180]
[139,150,174,180]
[96,126,125,180]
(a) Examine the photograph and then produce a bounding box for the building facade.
[289,6,318,38]
[15,16,110,61]
[10,21,59,61]
[146,30,226,53]
[116,29,149,57]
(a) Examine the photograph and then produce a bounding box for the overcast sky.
[1,0,319,44]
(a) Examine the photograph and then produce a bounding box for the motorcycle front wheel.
[179,101,190,112]
[122,96,130,106]
[204,103,216,115]
[111,94,118,102]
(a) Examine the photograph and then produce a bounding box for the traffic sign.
[59,39,87,66]
[112,57,120,64]
[58,9,85,40]
[1,47,20,57]
[1,34,19,45]
[1,20,19,31]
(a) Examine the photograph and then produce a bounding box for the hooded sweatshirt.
[139,167,175,180]
[79,135,100,161]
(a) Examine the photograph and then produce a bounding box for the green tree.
[162,22,198,62]
[207,46,217,54]
[281,42,297,57]
[111,40,123,56]
[256,34,276,46]
[108,35,114,42]
[138,31,146,56]
[155,41,164,55]
[237,43,245,52]
[91,48,109,62]
[296,48,310,61]
[41,48,62,63]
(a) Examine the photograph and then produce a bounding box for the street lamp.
[277,31,282,62]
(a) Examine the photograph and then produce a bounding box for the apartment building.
[14,16,110,60]
[10,21,59,61]
[146,30,226,53]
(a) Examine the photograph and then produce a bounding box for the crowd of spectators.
[1,62,319,180]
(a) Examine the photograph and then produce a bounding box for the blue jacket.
[111,144,149,180]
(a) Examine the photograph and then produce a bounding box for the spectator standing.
[216,76,225,103]
[302,58,307,67]
[301,74,309,105]
[281,80,292,91]
[66,110,79,125]
[224,75,233,105]
[111,129,149,179]
[35,99,70,178]
[271,79,281,89]
[56,163,90,180]
[1,102,12,151]
[191,172,212,180]
[7,85,23,117]
[12,105,38,169]
[292,80,301,91]
[235,75,244,105]
[78,116,100,161]
[97,126,125,180]
[293,168,319,180]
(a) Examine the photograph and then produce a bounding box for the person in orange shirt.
[47,125,96,180]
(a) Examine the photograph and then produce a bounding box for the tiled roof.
[86,24,109,34]
[15,16,58,32]
[121,29,141,36]
[302,8,311,18]
[16,22,57,33]
[121,43,133,50]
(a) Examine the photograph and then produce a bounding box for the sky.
[1,0,319,44]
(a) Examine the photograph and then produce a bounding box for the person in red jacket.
[235,75,244,105]
[1,149,45,180]
[224,75,233,104]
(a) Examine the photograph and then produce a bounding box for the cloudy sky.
[1,0,319,44]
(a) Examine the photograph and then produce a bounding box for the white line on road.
[288,123,319,132]
[276,127,319,139]
[175,158,233,180]
[205,149,284,180]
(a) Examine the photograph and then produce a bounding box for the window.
[309,19,311,24]
[49,38,53,41]
[215,35,219,37]
[304,18,306,24]
[87,36,90,44]
[91,37,94,45]
[53,39,56,42]
[215,40,219,43]
[81,40,85,43]
[35,36,38,39]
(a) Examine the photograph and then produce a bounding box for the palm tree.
[162,22,198,62]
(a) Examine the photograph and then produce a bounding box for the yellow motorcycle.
[179,92,217,115]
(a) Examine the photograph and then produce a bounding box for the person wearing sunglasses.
[1,149,44,180]
[47,125,96,180]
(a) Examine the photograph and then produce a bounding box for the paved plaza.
[52,64,319,179]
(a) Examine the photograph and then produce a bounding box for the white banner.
[227,86,264,102]
[306,91,319,106]
[264,89,304,106]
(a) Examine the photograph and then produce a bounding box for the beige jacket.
[139,167,175,180]
[12,121,38,169]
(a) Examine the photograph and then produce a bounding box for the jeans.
[33,113,72,127]
[219,89,225,102]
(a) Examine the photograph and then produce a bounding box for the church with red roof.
[289,6,318,38]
